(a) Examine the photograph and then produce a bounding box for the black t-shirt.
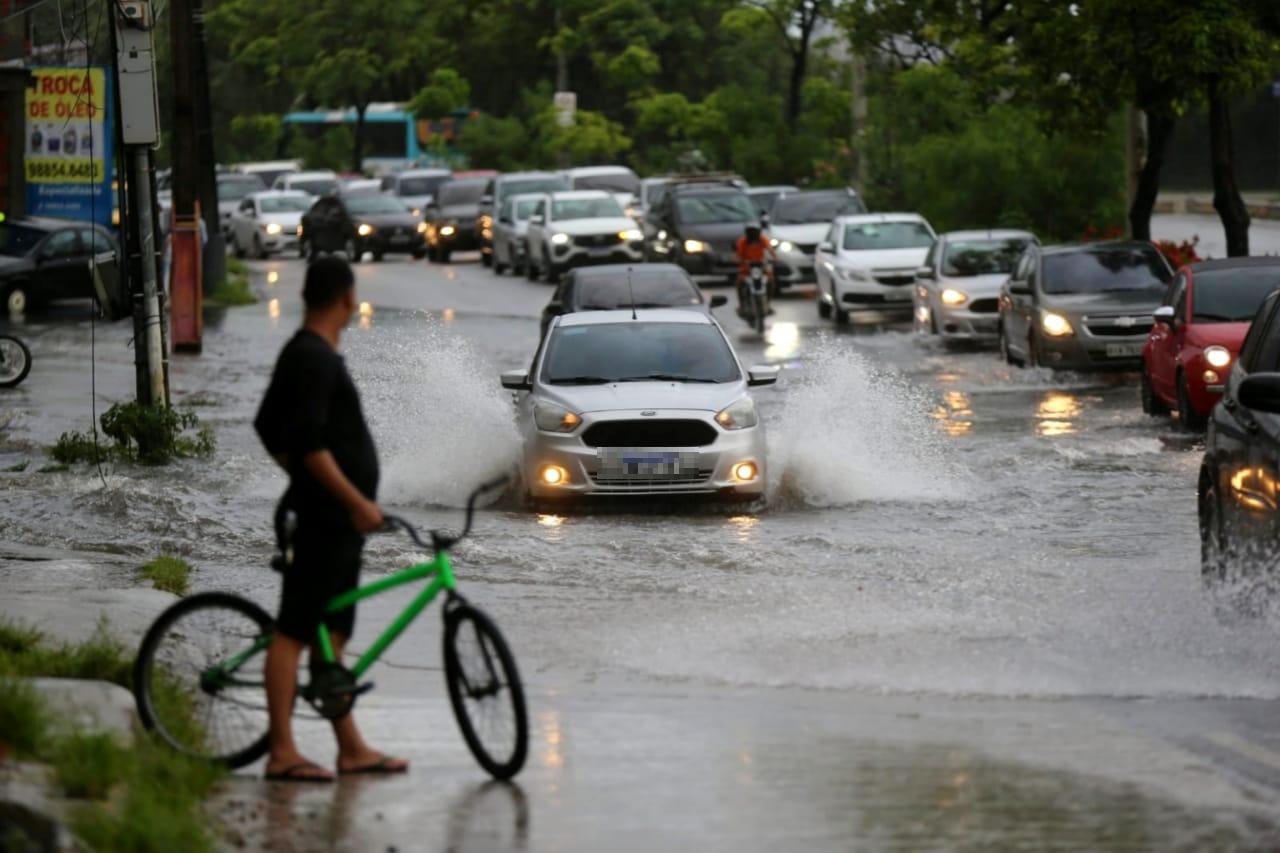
[254,329,379,527]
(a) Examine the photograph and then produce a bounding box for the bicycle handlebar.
[381,473,511,552]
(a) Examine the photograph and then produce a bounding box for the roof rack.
[666,172,746,190]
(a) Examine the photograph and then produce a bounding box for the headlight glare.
[1204,345,1232,369]
[534,401,582,433]
[551,232,571,246]
[683,239,707,254]
[265,222,283,236]
[357,223,374,237]
[417,221,428,234]
[440,224,456,236]
[715,398,758,430]
[940,288,967,306]
[618,229,643,242]
[778,241,795,253]
[1040,311,1073,337]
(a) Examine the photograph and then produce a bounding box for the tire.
[0,335,32,388]
[1141,367,1170,416]
[133,592,274,769]
[412,249,427,260]
[1026,332,1041,368]
[298,238,309,260]
[1178,373,1208,431]
[547,264,561,284]
[443,605,528,780]
[817,296,832,319]
[526,254,540,282]
[1200,480,1226,586]
[427,244,438,262]
[481,248,493,268]
[253,234,267,260]
[439,249,452,264]
[999,321,1023,367]
[345,238,359,262]
[232,233,246,259]
[4,284,27,317]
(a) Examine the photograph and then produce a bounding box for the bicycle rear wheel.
[133,592,273,768]
[443,605,528,780]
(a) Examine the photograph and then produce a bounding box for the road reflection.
[727,514,759,544]
[1036,391,1080,437]
[764,322,800,361]
[932,390,974,436]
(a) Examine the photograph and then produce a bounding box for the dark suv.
[645,180,758,284]
[300,193,426,262]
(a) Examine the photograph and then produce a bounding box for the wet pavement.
[3,216,1280,849]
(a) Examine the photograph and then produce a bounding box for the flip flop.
[338,755,409,776]
[264,761,334,783]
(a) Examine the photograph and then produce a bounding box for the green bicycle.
[131,476,528,780]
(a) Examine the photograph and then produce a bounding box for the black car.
[645,180,759,284]
[425,178,487,263]
[540,263,727,338]
[0,218,118,316]
[299,192,426,262]
[1200,287,1280,593]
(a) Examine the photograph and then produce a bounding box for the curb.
[1155,197,1280,221]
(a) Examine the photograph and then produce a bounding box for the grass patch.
[0,677,49,756]
[37,462,70,473]
[2,460,28,472]
[206,260,256,307]
[51,402,215,467]
[50,431,109,465]
[138,556,192,596]
[52,731,126,799]
[0,620,132,686]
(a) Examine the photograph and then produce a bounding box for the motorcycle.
[0,334,31,388]
[740,261,772,334]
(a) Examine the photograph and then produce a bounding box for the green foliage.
[225,114,284,163]
[0,677,48,756]
[287,124,356,172]
[456,114,533,172]
[207,271,257,307]
[409,68,471,119]
[99,403,216,465]
[50,431,109,465]
[138,556,193,597]
[535,107,633,165]
[2,460,28,472]
[53,732,127,799]
[0,623,132,687]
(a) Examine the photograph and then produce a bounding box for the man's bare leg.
[265,632,334,780]
[326,633,409,773]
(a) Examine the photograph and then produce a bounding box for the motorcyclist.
[734,224,776,317]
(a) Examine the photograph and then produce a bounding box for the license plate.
[598,450,688,477]
[391,234,411,244]
[1105,343,1143,358]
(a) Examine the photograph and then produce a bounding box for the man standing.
[253,256,407,782]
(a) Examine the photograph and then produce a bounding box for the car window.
[437,180,486,206]
[1041,246,1171,294]
[398,175,450,196]
[942,238,1032,276]
[541,322,739,384]
[1161,273,1185,307]
[674,193,756,225]
[1173,282,1188,323]
[344,194,408,215]
[1191,267,1280,324]
[576,271,701,310]
[552,197,624,220]
[1238,293,1279,372]
[290,178,339,196]
[1013,251,1033,282]
[0,224,45,256]
[78,228,114,255]
[259,195,313,214]
[501,177,569,201]
[923,240,939,271]
[514,198,540,221]
[842,221,934,251]
[217,177,265,201]
[41,229,82,258]
[1027,256,1040,291]
[499,199,513,222]
[769,191,866,225]
[573,172,640,194]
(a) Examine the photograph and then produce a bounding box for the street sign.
[24,67,114,227]
[554,90,576,128]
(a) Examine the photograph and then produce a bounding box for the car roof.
[557,308,712,327]
[748,185,798,194]
[940,229,1036,241]
[834,212,926,224]
[499,171,560,181]
[549,190,616,201]
[219,172,263,182]
[248,190,311,200]
[506,192,545,203]
[9,216,94,231]
[566,165,637,177]
[288,171,339,180]
[1189,256,1280,273]
[670,182,745,195]
[398,168,450,178]
[572,263,688,279]
[1039,240,1156,256]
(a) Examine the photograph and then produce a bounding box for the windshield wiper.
[616,373,720,383]
[548,375,613,385]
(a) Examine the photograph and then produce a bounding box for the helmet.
[744,225,762,242]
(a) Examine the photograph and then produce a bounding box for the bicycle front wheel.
[133,592,273,768]
[443,605,528,780]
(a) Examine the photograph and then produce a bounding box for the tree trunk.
[786,47,806,131]
[352,102,368,174]
[1208,83,1250,257]
[1129,111,1175,241]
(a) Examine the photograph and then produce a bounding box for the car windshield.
[842,222,934,251]
[542,322,739,384]
[643,182,670,207]
[501,177,569,200]
[398,175,450,196]
[749,191,785,215]
[0,224,43,256]
[770,191,865,224]
[1042,248,1171,294]
[574,172,640,194]
[344,194,408,215]
[258,196,313,214]
[513,198,540,220]
[291,178,338,196]
[676,193,756,225]
[942,238,1033,276]
[438,181,486,205]
[553,197,624,220]
[1192,267,1280,323]
[217,178,265,201]
[576,271,700,310]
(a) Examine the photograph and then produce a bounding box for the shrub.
[0,677,48,756]
[99,402,215,465]
[50,431,109,465]
[53,732,127,799]
[138,556,193,596]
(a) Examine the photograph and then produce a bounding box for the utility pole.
[169,0,204,352]
[191,0,224,295]
[849,54,868,195]
[113,0,166,405]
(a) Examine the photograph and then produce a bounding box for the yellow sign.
[24,68,108,184]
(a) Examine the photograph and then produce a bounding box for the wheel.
[439,249,452,264]
[344,238,359,261]
[1178,373,1208,431]
[133,592,273,769]
[481,248,493,268]
[753,294,765,334]
[427,244,438,262]
[443,604,528,780]
[232,233,246,259]
[1141,367,1170,416]
[1026,332,1041,368]
[0,335,32,388]
[546,264,561,284]
[998,321,1023,366]
[494,252,508,275]
[817,296,832,319]
[4,284,27,317]
[412,249,427,260]
[253,234,267,260]
[833,296,850,325]
[526,253,540,281]
[372,251,384,262]
[1200,480,1226,586]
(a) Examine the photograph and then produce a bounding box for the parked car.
[272,170,341,197]
[492,192,542,275]
[646,180,760,284]
[382,168,452,217]
[998,241,1173,370]
[1198,287,1280,589]
[476,171,571,266]
[424,177,487,263]
[228,190,313,259]
[1142,257,1280,429]
[215,173,268,235]
[523,190,644,282]
[746,185,797,218]
[500,309,777,500]
[766,189,867,288]
[914,230,1037,342]
[300,192,426,261]
[234,160,301,190]
[539,263,729,337]
[814,213,936,324]
[0,218,117,315]
[563,166,641,214]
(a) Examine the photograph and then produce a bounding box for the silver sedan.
[501,310,777,500]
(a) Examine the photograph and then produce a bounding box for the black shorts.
[276,526,364,643]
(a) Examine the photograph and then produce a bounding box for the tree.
[736,1,833,130]
[408,68,471,120]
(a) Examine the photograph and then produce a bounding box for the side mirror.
[1238,373,1280,414]
[760,213,770,227]
[1008,281,1031,296]
[817,241,834,253]
[480,195,494,206]
[916,266,936,280]
[500,369,531,391]
[1153,305,1176,326]
[747,365,780,387]
[530,214,545,226]
[709,294,728,308]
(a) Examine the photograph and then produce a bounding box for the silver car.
[914,229,1037,342]
[501,310,777,500]
[491,193,541,276]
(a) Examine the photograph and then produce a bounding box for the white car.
[914,229,1038,342]
[228,190,313,259]
[382,168,451,218]
[272,170,340,197]
[491,192,542,276]
[746,185,796,218]
[815,213,936,324]
[501,309,777,500]
[563,165,641,215]
[216,173,268,235]
[524,190,644,283]
[766,188,865,289]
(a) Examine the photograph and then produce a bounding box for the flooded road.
[4,240,1280,849]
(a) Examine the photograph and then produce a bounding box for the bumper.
[434,230,480,251]
[1036,332,1148,371]
[365,231,426,254]
[676,249,740,283]
[549,242,645,271]
[1184,368,1226,416]
[259,232,299,254]
[522,414,767,499]
[829,279,914,321]
[775,251,815,286]
[918,299,1000,340]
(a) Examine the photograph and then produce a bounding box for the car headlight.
[551,232,571,246]
[440,224,456,237]
[417,221,428,234]
[296,225,304,236]
[777,240,794,253]
[618,228,643,242]
[684,238,707,253]
[1204,345,1232,369]
[837,266,870,282]
[1040,311,1073,337]
[411,207,422,218]
[715,398,758,430]
[533,401,582,433]
[940,288,967,306]
[264,222,283,236]
[357,223,374,237]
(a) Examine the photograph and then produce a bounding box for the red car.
[1142,257,1280,429]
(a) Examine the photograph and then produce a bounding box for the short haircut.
[303,257,355,311]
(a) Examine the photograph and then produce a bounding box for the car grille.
[842,293,911,306]
[574,233,622,248]
[582,419,718,448]
[873,270,916,286]
[969,298,999,314]
[1084,315,1153,337]
[589,471,713,486]
[795,243,818,256]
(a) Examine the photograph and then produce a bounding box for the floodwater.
[3,246,1280,849]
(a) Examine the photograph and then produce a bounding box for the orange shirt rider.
[734,227,775,280]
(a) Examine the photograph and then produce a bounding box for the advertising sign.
[25,67,113,226]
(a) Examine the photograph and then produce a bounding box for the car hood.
[359,211,420,228]
[837,247,929,269]
[769,223,830,244]
[399,194,434,210]
[678,221,757,246]
[1186,322,1251,351]
[551,217,638,237]
[536,380,747,415]
[260,211,304,228]
[1038,289,1165,314]
[937,272,1010,298]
